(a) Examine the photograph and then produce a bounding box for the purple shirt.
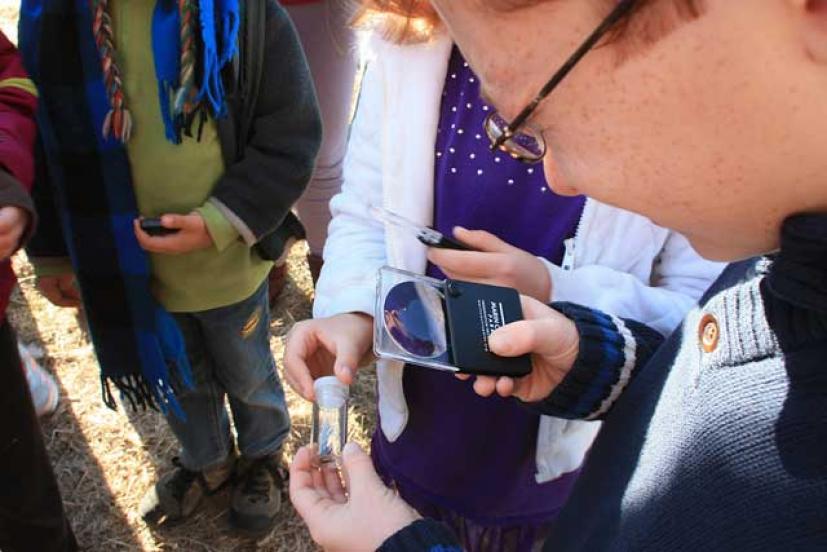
[373,47,586,525]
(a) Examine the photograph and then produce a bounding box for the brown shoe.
[230,454,287,537]
[139,453,236,526]
[307,253,324,285]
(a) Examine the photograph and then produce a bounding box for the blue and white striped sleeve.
[379,520,462,552]
[534,302,664,421]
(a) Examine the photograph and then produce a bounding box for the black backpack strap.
[221,0,307,260]
[238,0,266,159]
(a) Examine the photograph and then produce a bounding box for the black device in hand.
[369,206,472,251]
[139,217,180,237]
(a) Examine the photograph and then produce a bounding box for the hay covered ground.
[2,3,376,550]
[11,245,378,552]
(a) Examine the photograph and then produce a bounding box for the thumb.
[333,340,363,385]
[453,226,514,253]
[160,213,189,230]
[341,442,386,496]
[489,315,572,359]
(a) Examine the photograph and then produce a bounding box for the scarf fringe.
[101,373,157,412]
[101,363,192,419]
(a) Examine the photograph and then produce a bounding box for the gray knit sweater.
[543,217,827,550]
[382,215,827,551]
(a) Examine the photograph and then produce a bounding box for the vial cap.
[314,376,349,407]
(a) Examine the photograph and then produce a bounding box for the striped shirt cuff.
[535,302,663,421]
[379,520,462,552]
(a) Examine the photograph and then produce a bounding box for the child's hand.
[134,213,214,255]
[290,442,421,552]
[37,273,82,308]
[427,227,552,302]
[459,295,580,403]
[283,313,374,401]
[0,205,29,260]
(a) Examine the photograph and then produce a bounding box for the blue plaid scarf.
[18,0,237,416]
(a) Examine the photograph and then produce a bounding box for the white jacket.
[314,34,725,483]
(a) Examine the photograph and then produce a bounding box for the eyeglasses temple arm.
[492,0,638,151]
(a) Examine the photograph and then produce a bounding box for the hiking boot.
[140,453,235,526]
[230,454,287,537]
[267,262,289,308]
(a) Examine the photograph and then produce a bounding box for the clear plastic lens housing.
[383,281,448,359]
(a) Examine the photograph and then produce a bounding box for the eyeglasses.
[484,0,639,164]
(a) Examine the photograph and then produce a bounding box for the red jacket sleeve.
[0,31,37,193]
[0,30,37,322]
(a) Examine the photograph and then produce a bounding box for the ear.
[792,0,827,62]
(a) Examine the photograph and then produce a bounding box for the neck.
[765,213,827,313]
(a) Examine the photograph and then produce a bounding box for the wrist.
[551,318,580,372]
[347,311,373,323]
[373,506,422,549]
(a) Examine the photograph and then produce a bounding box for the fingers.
[283,324,318,400]
[427,248,498,281]
[452,226,514,253]
[0,239,14,260]
[519,295,557,319]
[290,446,338,519]
[340,442,385,497]
[160,213,195,231]
[134,217,192,254]
[472,376,498,397]
[0,207,26,259]
[490,311,579,368]
[322,465,348,504]
[488,296,565,358]
[58,275,82,303]
[37,277,81,308]
[38,278,65,306]
[311,465,332,500]
[488,319,542,358]
[0,206,22,231]
[495,376,517,397]
[332,340,364,386]
[133,219,161,252]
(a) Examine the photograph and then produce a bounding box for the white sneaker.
[18,342,59,417]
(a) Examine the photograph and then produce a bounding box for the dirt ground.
[2,3,376,550]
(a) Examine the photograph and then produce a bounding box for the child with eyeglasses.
[283,2,723,550]
[290,0,827,550]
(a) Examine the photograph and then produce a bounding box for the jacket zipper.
[562,199,590,271]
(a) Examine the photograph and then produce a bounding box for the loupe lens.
[383,281,448,359]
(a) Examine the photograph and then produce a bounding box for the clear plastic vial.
[311,376,349,466]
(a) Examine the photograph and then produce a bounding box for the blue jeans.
[165,282,290,471]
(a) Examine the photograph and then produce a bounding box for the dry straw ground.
[2,4,377,550]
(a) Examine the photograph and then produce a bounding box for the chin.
[688,235,775,263]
